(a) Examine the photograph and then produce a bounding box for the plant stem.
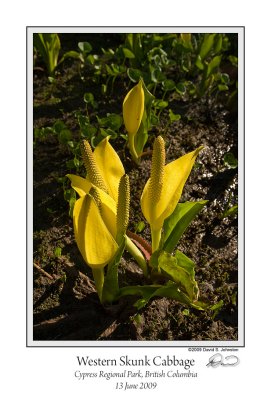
[128,135,139,164]
[92,268,104,302]
[125,236,148,276]
[151,227,162,253]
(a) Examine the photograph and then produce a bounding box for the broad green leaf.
[53,120,66,134]
[151,68,166,83]
[34,33,60,75]
[222,205,238,218]
[224,152,238,169]
[218,84,229,91]
[59,129,72,144]
[100,128,118,140]
[97,113,122,130]
[141,78,155,117]
[78,41,92,53]
[158,252,198,301]
[153,99,168,109]
[195,55,204,70]
[117,285,161,302]
[229,55,238,67]
[102,238,126,303]
[206,55,222,78]
[117,282,203,311]
[60,51,80,61]
[134,221,145,233]
[134,118,148,156]
[84,92,94,105]
[180,33,193,50]
[127,68,142,82]
[123,48,135,59]
[169,109,181,123]
[175,250,196,279]
[162,79,176,91]
[213,34,223,54]
[163,201,208,253]
[221,73,230,84]
[149,283,203,309]
[199,33,216,60]
[176,82,186,94]
[54,247,62,257]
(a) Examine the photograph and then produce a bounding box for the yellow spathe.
[141,143,204,231]
[93,137,125,202]
[123,80,144,138]
[73,194,118,269]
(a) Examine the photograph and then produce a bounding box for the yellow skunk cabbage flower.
[67,137,147,278]
[123,80,144,163]
[141,136,204,251]
[72,178,129,300]
[79,137,125,201]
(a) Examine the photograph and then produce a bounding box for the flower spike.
[80,139,108,194]
[89,186,102,213]
[148,136,165,205]
[116,174,130,244]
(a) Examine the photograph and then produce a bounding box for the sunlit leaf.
[163,201,208,253]
[78,41,92,53]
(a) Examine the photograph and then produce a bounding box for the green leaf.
[97,113,122,130]
[175,250,196,279]
[83,92,94,105]
[100,128,118,140]
[117,285,162,308]
[229,55,238,67]
[153,99,168,109]
[78,41,92,53]
[195,55,204,70]
[53,120,66,134]
[169,109,181,123]
[176,82,186,94]
[224,152,238,169]
[210,300,224,318]
[213,34,223,54]
[134,221,146,233]
[162,79,176,91]
[151,68,166,83]
[123,48,135,58]
[54,247,62,257]
[117,282,203,311]
[221,73,230,84]
[218,84,229,91]
[222,205,238,219]
[206,55,222,78]
[60,50,81,61]
[158,252,199,301]
[127,68,142,82]
[134,120,148,156]
[199,33,216,60]
[102,238,126,303]
[163,201,208,253]
[59,129,72,144]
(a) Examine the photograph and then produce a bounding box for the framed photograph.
[27,27,244,352]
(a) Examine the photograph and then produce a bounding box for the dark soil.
[33,34,238,342]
